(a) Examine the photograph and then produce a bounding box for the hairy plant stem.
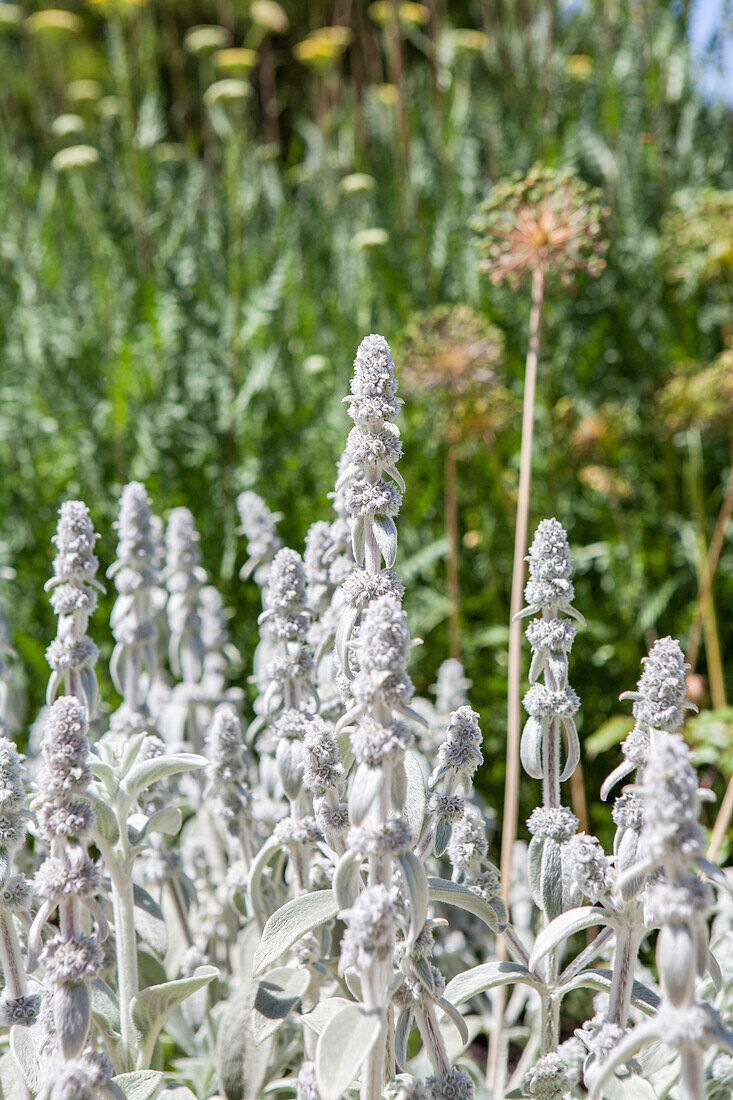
[0,908,31,1100]
[109,859,138,1070]
[679,1049,705,1100]
[607,923,643,1027]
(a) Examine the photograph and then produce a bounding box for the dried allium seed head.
[473,164,607,288]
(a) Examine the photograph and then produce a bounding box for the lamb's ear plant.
[4,335,733,1100]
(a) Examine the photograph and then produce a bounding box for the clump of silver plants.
[0,336,729,1100]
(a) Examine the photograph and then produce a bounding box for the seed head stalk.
[502,264,545,902]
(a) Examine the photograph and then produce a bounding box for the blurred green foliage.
[1,0,732,841]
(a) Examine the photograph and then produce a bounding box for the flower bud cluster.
[34,698,104,1062]
[37,697,94,842]
[45,501,102,717]
[564,832,614,903]
[340,884,395,979]
[350,595,414,715]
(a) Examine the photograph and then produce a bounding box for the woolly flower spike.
[340,884,395,974]
[48,502,101,591]
[0,732,27,830]
[395,1081,430,1100]
[351,715,413,768]
[523,1052,570,1099]
[348,817,412,859]
[304,521,333,597]
[425,1067,475,1100]
[108,482,161,712]
[266,548,308,613]
[355,595,411,673]
[640,732,706,871]
[564,832,614,902]
[623,637,694,735]
[166,507,206,684]
[603,637,695,802]
[237,491,282,586]
[447,804,488,873]
[296,1060,320,1100]
[340,335,404,569]
[45,501,102,716]
[37,697,93,842]
[433,706,483,781]
[336,568,405,677]
[207,704,250,823]
[302,718,344,795]
[346,334,402,431]
[520,518,581,618]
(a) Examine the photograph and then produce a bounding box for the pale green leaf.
[111,1071,164,1100]
[253,890,338,977]
[315,1004,382,1100]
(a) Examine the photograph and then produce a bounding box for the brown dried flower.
[472,164,608,288]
